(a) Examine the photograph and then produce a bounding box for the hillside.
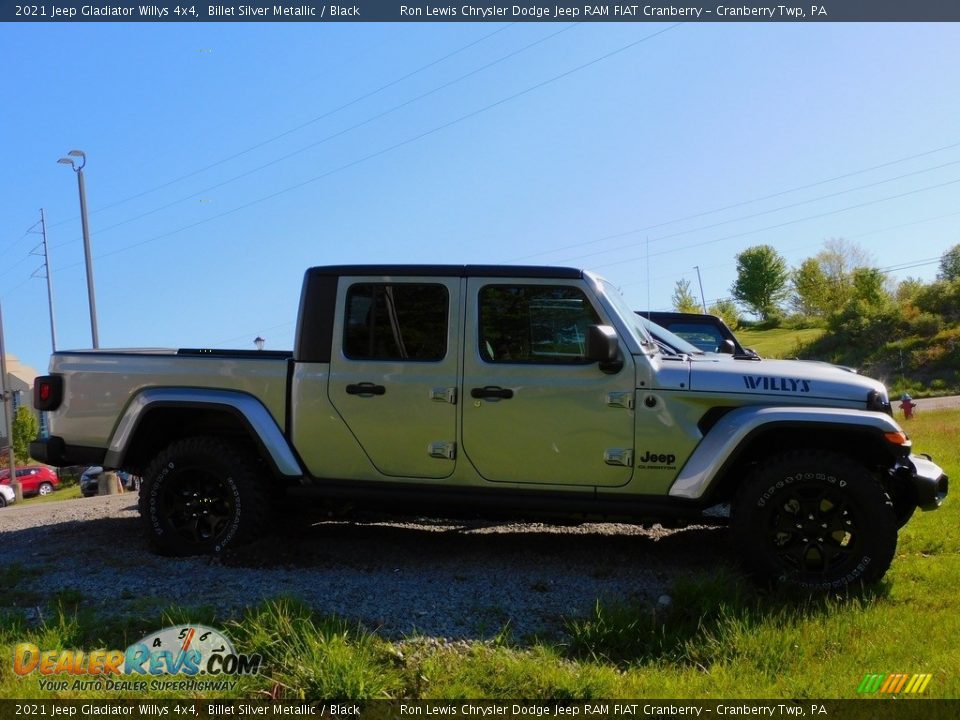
[741,324,960,398]
[736,327,825,359]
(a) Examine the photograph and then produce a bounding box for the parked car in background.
[0,466,60,497]
[80,466,139,497]
[639,311,757,357]
[0,483,14,507]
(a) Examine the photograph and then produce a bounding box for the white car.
[0,483,14,508]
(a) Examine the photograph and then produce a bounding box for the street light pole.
[58,150,99,348]
[694,265,708,314]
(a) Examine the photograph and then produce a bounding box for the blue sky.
[1,21,958,374]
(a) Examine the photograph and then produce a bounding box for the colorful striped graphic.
[857,673,932,694]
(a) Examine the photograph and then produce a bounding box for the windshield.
[595,278,656,350]
[637,316,705,356]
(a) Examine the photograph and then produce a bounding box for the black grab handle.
[470,386,514,400]
[346,382,386,396]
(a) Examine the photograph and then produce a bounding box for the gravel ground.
[0,494,726,640]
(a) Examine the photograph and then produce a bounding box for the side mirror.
[719,339,736,354]
[586,325,623,373]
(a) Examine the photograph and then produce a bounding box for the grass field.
[737,327,825,359]
[15,484,82,506]
[1,411,957,700]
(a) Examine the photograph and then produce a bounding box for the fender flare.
[668,405,906,500]
[103,388,304,477]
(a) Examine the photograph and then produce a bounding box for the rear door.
[461,279,636,487]
[327,276,460,479]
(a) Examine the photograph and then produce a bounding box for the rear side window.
[343,283,448,361]
[479,285,600,364]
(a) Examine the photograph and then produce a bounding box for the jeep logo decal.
[743,376,811,393]
[638,450,676,467]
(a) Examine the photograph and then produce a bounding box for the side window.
[479,285,601,364]
[343,283,448,361]
[668,323,724,353]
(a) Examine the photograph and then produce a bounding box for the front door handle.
[346,382,386,396]
[470,386,514,400]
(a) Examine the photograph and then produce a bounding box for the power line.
[53,24,682,273]
[52,23,580,250]
[587,176,960,272]
[555,158,960,265]
[507,139,960,263]
[46,24,516,231]
[624,209,960,288]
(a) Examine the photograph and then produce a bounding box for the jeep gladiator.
[31,265,948,589]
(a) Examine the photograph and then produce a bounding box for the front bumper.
[895,453,949,511]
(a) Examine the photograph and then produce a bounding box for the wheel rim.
[158,465,235,545]
[769,483,862,576]
[39,483,53,496]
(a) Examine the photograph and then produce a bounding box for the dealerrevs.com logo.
[13,624,261,693]
[857,673,933,694]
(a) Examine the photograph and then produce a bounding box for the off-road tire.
[139,436,269,556]
[731,450,897,590]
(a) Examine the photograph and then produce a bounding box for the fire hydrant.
[899,393,916,420]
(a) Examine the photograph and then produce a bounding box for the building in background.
[0,354,46,459]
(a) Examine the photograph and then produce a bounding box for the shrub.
[907,312,943,338]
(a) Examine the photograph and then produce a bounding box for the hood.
[690,357,886,405]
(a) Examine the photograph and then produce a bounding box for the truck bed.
[45,348,291,452]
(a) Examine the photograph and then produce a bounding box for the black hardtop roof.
[306,265,584,279]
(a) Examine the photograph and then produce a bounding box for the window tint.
[343,283,448,361]
[479,285,601,364]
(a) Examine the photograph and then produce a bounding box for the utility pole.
[29,209,58,351]
[0,301,22,501]
[694,265,708,314]
[58,150,99,348]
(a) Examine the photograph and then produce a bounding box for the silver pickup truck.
[31,265,947,590]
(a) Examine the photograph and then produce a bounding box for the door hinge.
[428,441,456,460]
[606,391,635,409]
[430,387,457,404]
[603,448,633,467]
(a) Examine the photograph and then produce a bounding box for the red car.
[0,466,60,496]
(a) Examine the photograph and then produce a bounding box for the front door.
[328,277,460,479]
[461,279,636,487]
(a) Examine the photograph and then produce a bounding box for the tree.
[850,267,890,308]
[12,406,39,466]
[731,245,789,321]
[791,258,830,317]
[815,238,873,309]
[671,278,701,313]
[708,299,740,329]
[938,244,960,282]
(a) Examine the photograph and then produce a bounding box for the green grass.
[16,484,83,506]
[738,327,825,358]
[2,411,958,699]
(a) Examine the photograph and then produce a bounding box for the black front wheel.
[731,450,897,590]
[139,437,268,556]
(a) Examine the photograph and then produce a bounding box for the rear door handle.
[346,382,386,396]
[470,386,514,400]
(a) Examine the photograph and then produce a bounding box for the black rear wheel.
[139,436,268,556]
[732,450,897,590]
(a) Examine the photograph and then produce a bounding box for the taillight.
[34,375,63,411]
